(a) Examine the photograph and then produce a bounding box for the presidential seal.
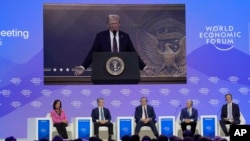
[106,57,125,76]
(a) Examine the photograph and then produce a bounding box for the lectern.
[92,52,140,84]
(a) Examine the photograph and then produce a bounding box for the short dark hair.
[53,99,62,110]
[97,98,104,103]
[225,93,232,100]
[140,97,148,102]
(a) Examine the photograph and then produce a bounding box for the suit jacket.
[134,105,156,123]
[180,107,198,122]
[221,102,240,124]
[91,107,112,122]
[82,30,146,70]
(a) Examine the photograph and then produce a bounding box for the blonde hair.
[107,14,120,23]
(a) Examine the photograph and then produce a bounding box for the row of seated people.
[50,94,242,140]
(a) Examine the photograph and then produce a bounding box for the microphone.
[217,107,221,116]
[174,104,182,116]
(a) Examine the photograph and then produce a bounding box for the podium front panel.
[74,117,92,139]
[27,118,52,141]
[158,116,175,136]
[117,117,134,141]
[201,115,217,138]
[92,52,140,84]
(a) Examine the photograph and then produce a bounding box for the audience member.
[141,135,151,141]
[131,134,140,141]
[157,134,168,141]
[52,135,63,141]
[5,136,16,141]
[193,134,202,141]
[122,135,131,141]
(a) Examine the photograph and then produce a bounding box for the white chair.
[175,112,200,138]
[94,121,116,141]
[218,112,246,136]
[46,113,73,139]
[134,122,158,139]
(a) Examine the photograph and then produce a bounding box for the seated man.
[134,97,159,138]
[219,93,240,136]
[180,99,198,136]
[91,98,113,140]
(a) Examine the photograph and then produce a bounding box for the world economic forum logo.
[169,100,181,108]
[209,99,220,107]
[10,77,22,85]
[140,89,151,96]
[71,101,82,108]
[238,87,250,95]
[101,89,111,96]
[198,88,210,95]
[199,25,241,51]
[30,77,42,85]
[10,101,22,108]
[159,88,170,96]
[208,76,220,84]
[21,89,32,97]
[41,89,52,97]
[81,89,92,97]
[61,89,72,97]
[120,89,131,96]
[1,89,11,97]
[111,100,122,108]
[188,76,200,84]
[31,101,42,108]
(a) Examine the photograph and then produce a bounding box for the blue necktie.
[228,104,233,120]
[101,108,104,120]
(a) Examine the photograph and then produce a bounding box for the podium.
[200,115,217,138]
[92,52,140,84]
[158,116,176,136]
[27,118,52,141]
[116,117,134,141]
[73,117,93,139]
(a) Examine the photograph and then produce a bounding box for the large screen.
[43,4,186,84]
[0,0,250,139]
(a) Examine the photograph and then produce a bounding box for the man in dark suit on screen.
[74,14,151,76]
[180,99,198,137]
[219,93,241,136]
[134,97,159,138]
[91,98,113,140]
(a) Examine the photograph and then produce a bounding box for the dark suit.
[91,107,113,138]
[134,105,159,137]
[219,102,240,136]
[180,107,198,135]
[82,30,146,70]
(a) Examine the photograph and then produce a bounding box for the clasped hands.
[140,118,151,124]
[98,120,109,124]
[183,119,192,123]
[224,118,234,123]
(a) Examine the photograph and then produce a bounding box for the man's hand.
[184,119,191,123]
[99,120,108,124]
[74,66,85,76]
[141,118,150,124]
[143,66,154,75]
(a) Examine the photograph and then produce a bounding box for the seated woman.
[51,99,68,139]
